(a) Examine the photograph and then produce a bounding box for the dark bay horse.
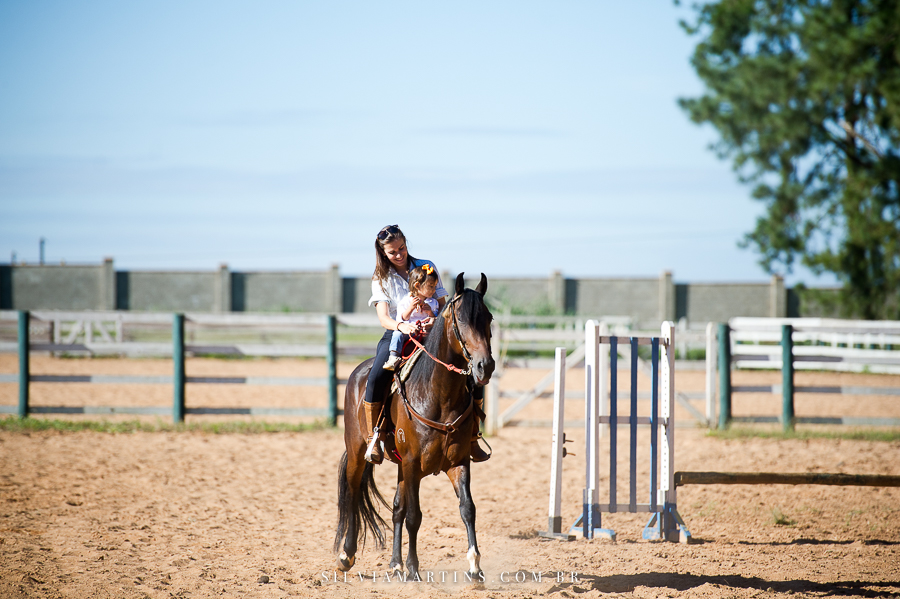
[334,273,495,580]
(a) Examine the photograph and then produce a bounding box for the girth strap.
[395,374,476,475]
[398,376,474,435]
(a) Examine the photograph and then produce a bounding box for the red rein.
[407,334,469,376]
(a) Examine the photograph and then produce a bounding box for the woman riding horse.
[365,224,490,464]
[336,270,495,578]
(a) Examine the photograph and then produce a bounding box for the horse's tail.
[334,451,389,554]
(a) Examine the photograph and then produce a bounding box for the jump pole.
[538,347,576,540]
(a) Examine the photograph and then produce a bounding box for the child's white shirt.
[396,295,439,324]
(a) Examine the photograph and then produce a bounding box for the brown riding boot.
[363,400,384,464]
[470,399,491,463]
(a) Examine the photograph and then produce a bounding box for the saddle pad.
[390,347,424,394]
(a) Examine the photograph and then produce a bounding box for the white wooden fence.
[727,317,900,374]
[703,317,900,428]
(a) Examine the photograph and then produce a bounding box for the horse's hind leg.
[336,450,366,571]
[448,464,481,578]
[389,471,405,573]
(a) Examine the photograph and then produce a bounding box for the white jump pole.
[585,320,600,536]
[538,347,574,540]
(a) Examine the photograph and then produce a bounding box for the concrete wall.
[0,260,113,310]
[676,276,785,323]
[571,277,662,325]
[118,271,220,312]
[487,276,560,313]
[343,276,375,313]
[234,269,336,313]
[0,260,810,323]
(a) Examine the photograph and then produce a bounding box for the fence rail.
[711,318,900,430]
[3,310,652,427]
[1,311,344,424]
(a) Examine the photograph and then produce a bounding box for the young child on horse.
[382,264,439,371]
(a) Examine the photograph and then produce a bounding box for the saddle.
[377,344,424,465]
[390,346,424,394]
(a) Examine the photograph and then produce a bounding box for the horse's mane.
[406,289,490,390]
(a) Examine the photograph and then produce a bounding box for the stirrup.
[365,427,384,464]
[470,432,492,463]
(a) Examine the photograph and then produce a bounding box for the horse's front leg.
[390,471,406,574]
[447,463,481,578]
[402,463,423,579]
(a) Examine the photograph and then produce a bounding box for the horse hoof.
[391,563,403,573]
[336,552,355,572]
[466,546,482,579]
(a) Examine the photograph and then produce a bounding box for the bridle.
[407,293,477,377]
[396,292,488,463]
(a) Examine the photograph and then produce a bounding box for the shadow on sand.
[547,571,900,598]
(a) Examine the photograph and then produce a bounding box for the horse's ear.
[475,273,487,297]
[455,272,466,296]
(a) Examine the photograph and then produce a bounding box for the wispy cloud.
[415,126,565,138]
[173,109,335,128]
[0,157,740,201]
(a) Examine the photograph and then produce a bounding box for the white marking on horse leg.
[338,551,355,570]
[466,545,480,574]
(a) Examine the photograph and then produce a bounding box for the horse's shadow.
[550,572,900,598]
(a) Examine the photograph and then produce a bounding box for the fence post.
[781,324,795,432]
[17,311,30,419]
[326,314,338,427]
[717,323,731,429]
[173,313,186,424]
[705,322,717,428]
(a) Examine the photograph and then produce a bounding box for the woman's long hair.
[373,225,418,291]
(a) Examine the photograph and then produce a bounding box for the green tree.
[678,0,900,319]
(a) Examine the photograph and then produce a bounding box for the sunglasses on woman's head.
[377,225,401,240]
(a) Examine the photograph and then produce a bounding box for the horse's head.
[447,272,495,386]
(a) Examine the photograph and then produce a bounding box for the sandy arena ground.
[1,355,899,598]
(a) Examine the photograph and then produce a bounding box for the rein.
[406,295,473,376]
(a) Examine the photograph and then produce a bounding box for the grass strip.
[708,427,900,442]
[0,416,331,434]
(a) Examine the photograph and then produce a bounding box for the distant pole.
[39,238,45,265]
[717,323,731,429]
[781,324,795,432]
[18,311,30,419]
[326,314,338,427]
[173,314,186,423]
[705,322,717,428]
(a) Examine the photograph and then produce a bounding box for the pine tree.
[678,0,900,318]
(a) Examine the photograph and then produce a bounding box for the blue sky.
[0,2,835,285]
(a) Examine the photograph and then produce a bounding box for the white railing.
[728,317,900,374]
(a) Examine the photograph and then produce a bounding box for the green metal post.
[781,324,795,432]
[17,311,30,419]
[326,314,338,427]
[173,313,186,423]
[717,323,731,429]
